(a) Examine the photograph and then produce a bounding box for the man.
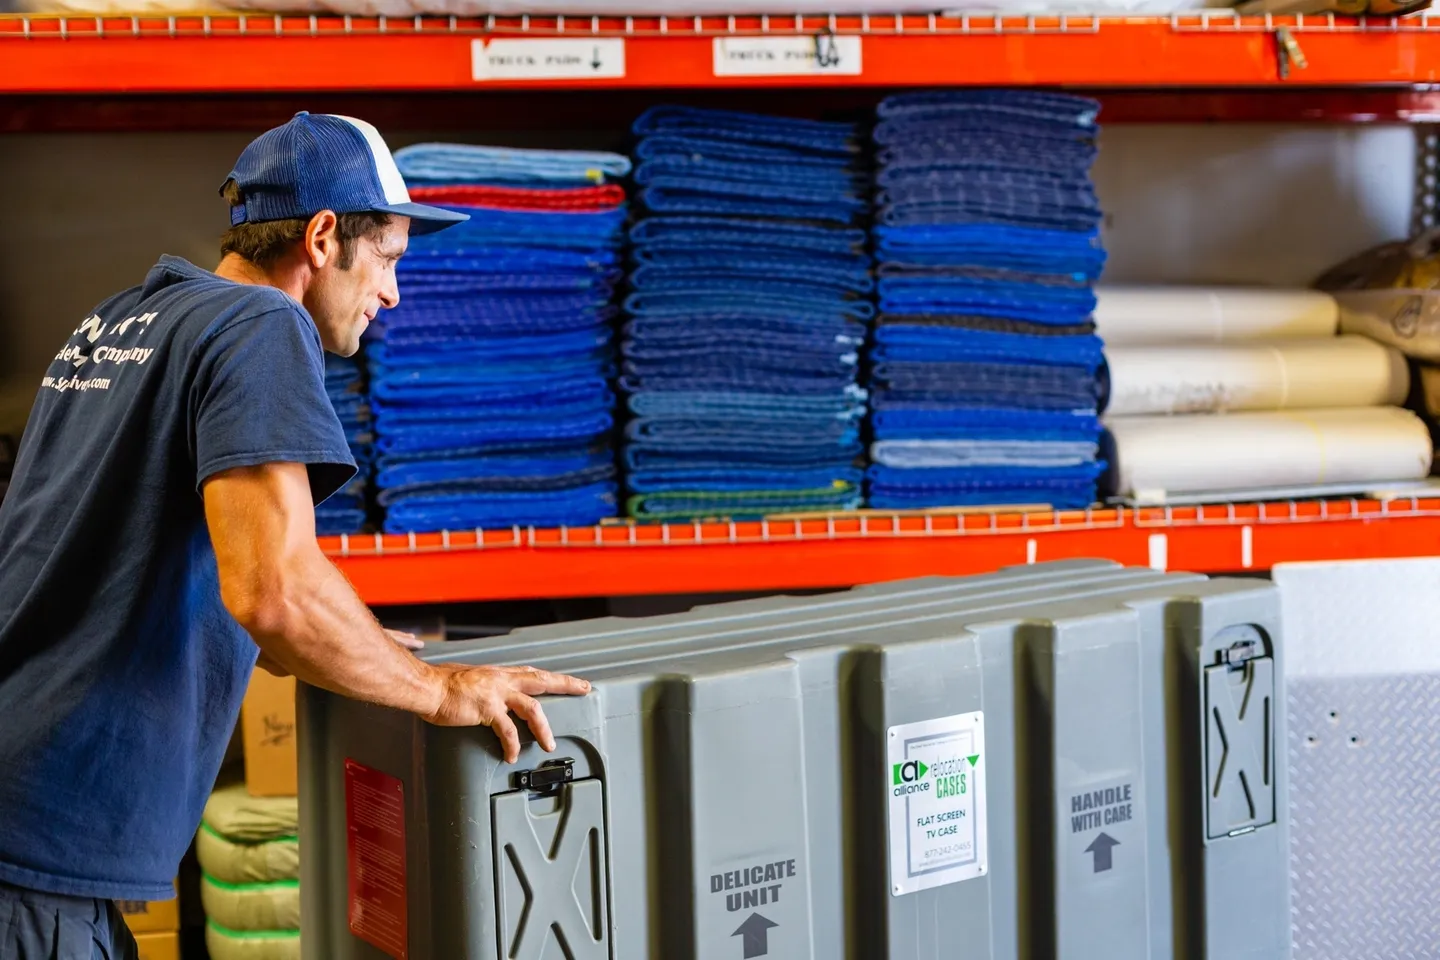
[0,113,590,959]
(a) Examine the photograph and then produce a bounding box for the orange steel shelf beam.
[7,13,1440,93]
[322,497,1440,605]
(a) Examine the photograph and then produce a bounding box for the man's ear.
[304,210,340,269]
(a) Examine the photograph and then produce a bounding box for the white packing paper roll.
[1095,286,1339,346]
[1105,406,1433,500]
[1104,335,1409,416]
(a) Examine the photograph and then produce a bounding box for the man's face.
[305,216,409,357]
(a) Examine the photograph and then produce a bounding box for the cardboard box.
[242,670,298,797]
[116,883,179,934]
[132,931,180,960]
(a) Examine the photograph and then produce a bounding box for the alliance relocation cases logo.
[892,757,976,798]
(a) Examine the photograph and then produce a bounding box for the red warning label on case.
[345,759,408,960]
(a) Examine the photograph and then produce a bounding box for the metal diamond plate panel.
[1289,675,1440,959]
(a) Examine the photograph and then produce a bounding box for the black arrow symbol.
[1084,832,1120,873]
[591,46,603,69]
[731,913,778,958]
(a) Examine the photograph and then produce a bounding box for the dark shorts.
[0,882,139,960]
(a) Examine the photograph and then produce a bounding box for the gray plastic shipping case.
[298,560,1289,960]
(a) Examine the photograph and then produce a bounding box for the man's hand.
[423,663,590,763]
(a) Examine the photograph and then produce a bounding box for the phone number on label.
[924,843,972,860]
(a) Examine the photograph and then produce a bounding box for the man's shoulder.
[97,267,302,335]
[156,278,311,350]
[167,273,299,318]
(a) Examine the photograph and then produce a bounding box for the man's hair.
[219,179,393,270]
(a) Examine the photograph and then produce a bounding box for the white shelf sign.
[712,35,862,77]
[887,711,988,896]
[472,38,626,82]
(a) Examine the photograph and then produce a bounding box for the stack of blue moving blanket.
[866,91,1108,510]
[623,106,872,521]
[366,144,630,532]
[315,353,373,535]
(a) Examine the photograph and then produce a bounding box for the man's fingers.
[491,712,521,764]
[510,694,555,753]
[512,666,591,696]
[386,629,425,651]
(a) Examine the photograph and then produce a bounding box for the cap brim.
[371,201,470,236]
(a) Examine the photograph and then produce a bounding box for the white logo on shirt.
[46,310,161,394]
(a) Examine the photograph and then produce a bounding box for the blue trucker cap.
[222,112,468,236]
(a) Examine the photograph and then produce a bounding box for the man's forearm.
[239,546,444,719]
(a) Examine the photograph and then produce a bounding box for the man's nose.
[379,274,400,310]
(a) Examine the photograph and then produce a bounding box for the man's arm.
[203,461,588,762]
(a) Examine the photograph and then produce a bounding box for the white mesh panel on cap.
[332,114,412,205]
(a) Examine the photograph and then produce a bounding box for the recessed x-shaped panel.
[1204,656,1276,839]
[493,778,609,960]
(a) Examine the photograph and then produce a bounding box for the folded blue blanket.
[623,359,859,388]
[625,333,863,364]
[871,439,1099,469]
[876,313,1095,336]
[626,417,859,446]
[377,450,613,488]
[382,293,617,321]
[375,413,613,455]
[872,406,1100,440]
[634,155,865,192]
[632,105,860,155]
[377,464,617,503]
[625,290,875,323]
[875,222,1102,253]
[867,484,1098,511]
[873,359,1099,391]
[866,461,1105,509]
[876,263,1091,286]
[370,359,610,390]
[630,217,866,255]
[377,441,609,468]
[632,245,871,275]
[628,389,866,421]
[625,317,866,346]
[629,263,874,297]
[372,378,611,408]
[639,184,865,225]
[405,206,626,250]
[621,373,862,396]
[626,465,864,494]
[878,199,1104,233]
[872,331,1105,367]
[877,89,1100,126]
[373,393,613,426]
[381,485,618,532]
[393,143,631,185]
[396,272,620,299]
[628,485,862,521]
[876,145,1098,182]
[877,277,1097,317]
[625,440,862,471]
[636,130,860,159]
[880,171,1097,204]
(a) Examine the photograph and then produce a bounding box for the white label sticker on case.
[887,711,988,896]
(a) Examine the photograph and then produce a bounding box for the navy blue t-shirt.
[0,256,354,900]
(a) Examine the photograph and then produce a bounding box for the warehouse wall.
[0,122,1415,436]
